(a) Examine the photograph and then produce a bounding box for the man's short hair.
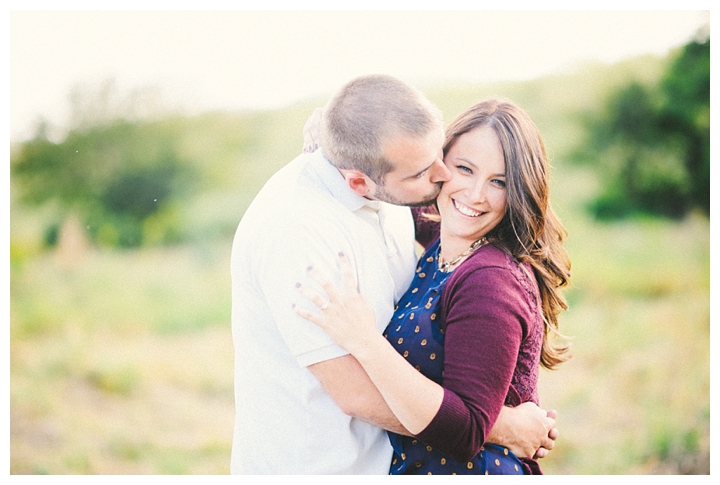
[321,74,443,183]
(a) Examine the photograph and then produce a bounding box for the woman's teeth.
[454,200,481,217]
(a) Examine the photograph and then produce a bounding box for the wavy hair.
[443,99,572,369]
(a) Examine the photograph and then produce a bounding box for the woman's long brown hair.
[443,99,572,369]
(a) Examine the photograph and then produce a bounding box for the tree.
[11,83,196,247]
[575,33,709,219]
[657,36,710,215]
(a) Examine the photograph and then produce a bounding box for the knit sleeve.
[414,257,531,462]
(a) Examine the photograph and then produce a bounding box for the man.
[230,75,555,474]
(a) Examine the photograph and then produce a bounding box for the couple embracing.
[230,74,571,475]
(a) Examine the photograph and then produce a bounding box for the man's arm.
[486,402,557,458]
[308,354,412,436]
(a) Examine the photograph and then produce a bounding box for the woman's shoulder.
[443,244,541,334]
[455,243,513,273]
[449,243,537,294]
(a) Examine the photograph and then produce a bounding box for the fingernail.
[291,303,296,309]
[295,282,301,288]
[338,251,344,257]
[307,266,313,271]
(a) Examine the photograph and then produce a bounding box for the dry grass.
[10,244,235,474]
[537,213,710,474]
[11,324,234,474]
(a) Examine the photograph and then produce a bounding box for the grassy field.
[9,207,710,474]
[10,245,235,474]
[9,53,710,474]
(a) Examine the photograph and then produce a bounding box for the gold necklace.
[438,237,487,273]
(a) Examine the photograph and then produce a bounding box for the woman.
[294,99,571,474]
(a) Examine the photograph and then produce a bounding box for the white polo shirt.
[230,150,417,474]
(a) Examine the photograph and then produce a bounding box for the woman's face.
[437,125,508,245]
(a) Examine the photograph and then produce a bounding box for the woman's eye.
[492,179,506,187]
[457,165,472,174]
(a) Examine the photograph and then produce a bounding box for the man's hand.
[533,409,558,459]
[486,402,558,459]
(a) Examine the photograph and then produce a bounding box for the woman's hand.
[293,252,380,355]
[302,107,323,153]
[296,253,445,437]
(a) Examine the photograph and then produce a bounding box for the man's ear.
[340,169,375,197]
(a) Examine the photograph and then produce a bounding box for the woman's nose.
[468,182,487,203]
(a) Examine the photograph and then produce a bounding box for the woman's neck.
[438,229,484,265]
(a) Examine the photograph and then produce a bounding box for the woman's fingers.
[292,302,322,325]
[306,265,343,303]
[337,252,357,294]
[295,281,329,311]
[307,253,358,301]
[302,107,323,152]
[297,253,357,314]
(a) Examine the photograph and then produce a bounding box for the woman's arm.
[294,252,538,460]
[307,353,413,436]
[302,107,323,153]
[415,263,529,461]
[294,253,445,435]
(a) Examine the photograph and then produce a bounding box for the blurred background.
[8,8,711,474]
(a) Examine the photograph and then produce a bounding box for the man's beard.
[372,182,442,207]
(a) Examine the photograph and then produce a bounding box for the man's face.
[368,127,451,207]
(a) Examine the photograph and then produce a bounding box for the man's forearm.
[486,406,514,446]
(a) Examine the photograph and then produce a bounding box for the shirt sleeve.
[415,261,532,462]
[256,220,356,367]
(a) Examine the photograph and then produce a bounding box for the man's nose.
[429,158,451,183]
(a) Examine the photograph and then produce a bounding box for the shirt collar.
[307,149,377,213]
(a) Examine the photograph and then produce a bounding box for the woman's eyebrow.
[456,157,478,168]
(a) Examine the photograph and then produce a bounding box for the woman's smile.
[453,199,483,217]
[438,125,508,257]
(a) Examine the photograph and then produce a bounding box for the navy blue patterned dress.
[384,240,525,475]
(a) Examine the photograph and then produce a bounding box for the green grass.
[11,244,230,339]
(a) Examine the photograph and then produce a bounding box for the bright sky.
[9,7,711,141]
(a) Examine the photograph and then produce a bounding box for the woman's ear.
[340,169,375,197]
